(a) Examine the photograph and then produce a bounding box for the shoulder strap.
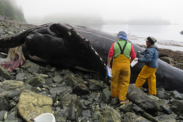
[117,41,128,54]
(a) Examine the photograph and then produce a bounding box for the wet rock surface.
[0,59,182,122]
[1,20,183,122]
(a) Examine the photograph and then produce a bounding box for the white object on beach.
[131,60,138,67]
[34,113,56,122]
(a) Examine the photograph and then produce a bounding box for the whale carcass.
[0,23,183,92]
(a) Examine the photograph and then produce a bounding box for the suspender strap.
[117,41,128,54]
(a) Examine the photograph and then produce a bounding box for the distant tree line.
[42,13,103,25]
[0,0,25,22]
[41,13,171,25]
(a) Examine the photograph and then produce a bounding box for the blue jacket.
[138,44,159,68]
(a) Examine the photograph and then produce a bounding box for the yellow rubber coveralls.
[135,65,157,95]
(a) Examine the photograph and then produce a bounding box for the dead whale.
[0,23,183,92]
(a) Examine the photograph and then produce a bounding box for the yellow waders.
[135,65,157,95]
[111,54,130,101]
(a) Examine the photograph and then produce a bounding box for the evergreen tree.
[0,0,25,21]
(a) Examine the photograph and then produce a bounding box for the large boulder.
[127,84,159,111]
[17,90,53,122]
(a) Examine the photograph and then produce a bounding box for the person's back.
[107,31,136,104]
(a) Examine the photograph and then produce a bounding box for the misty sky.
[16,0,183,24]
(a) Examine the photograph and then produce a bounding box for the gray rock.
[159,57,174,64]
[80,100,88,110]
[87,79,103,91]
[127,84,159,111]
[94,93,102,102]
[155,115,176,122]
[147,94,160,101]
[0,97,9,111]
[84,100,92,106]
[142,112,158,122]
[9,100,16,108]
[26,73,46,87]
[93,120,100,122]
[99,106,121,122]
[170,90,183,100]
[16,73,28,81]
[82,110,91,117]
[171,100,183,115]
[49,86,72,98]
[0,66,11,79]
[158,99,172,114]
[53,74,63,83]
[132,104,144,114]
[176,120,183,122]
[123,112,150,122]
[21,60,43,73]
[102,88,111,104]
[157,88,170,99]
[54,114,66,122]
[0,80,32,99]
[88,92,97,102]
[77,117,89,122]
[111,97,119,105]
[58,93,83,120]
[179,115,183,120]
[120,102,133,113]
[6,113,16,120]
[0,110,7,121]
[100,103,107,108]
[64,72,89,95]
[92,109,101,120]
[4,118,22,122]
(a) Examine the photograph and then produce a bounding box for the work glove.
[134,58,138,61]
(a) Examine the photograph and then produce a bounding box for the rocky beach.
[1,20,183,122]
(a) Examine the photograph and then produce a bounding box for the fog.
[16,0,183,25]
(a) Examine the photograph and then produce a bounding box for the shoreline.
[128,33,183,51]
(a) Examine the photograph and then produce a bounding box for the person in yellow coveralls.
[107,31,136,104]
[134,36,159,96]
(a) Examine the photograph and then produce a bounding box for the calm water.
[87,24,183,51]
